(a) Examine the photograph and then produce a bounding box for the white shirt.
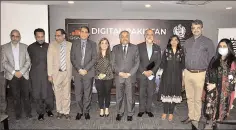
[11,43,20,75]
[12,43,20,70]
[146,43,153,60]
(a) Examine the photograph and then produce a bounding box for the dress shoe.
[26,114,33,119]
[100,109,104,117]
[57,113,63,119]
[75,113,83,120]
[116,114,123,121]
[137,112,145,117]
[127,116,133,121]
[38,114,44,121]
[191,123,198,130]
[104,108,109,117]
[146,112,154,117]
[168,114,173,121]
[64,114,71,120]
[47,111,54,117]
[16,116,21,120]
[181,117,192,124]
[85,113,90,120]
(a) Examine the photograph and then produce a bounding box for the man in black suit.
[71,26,97,120]
[137,29,161,117]
[28,28,54,121]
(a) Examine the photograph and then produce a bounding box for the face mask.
[218,48,228,56]
[37,40,45,44]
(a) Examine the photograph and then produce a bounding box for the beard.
[37,40,45,44]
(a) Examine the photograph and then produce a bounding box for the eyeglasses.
[11,35,20,38]
[55,35,62,37]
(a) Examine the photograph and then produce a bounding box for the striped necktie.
[60,42,66,71]
[81,42,86,66]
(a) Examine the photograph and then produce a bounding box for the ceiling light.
[226,7,232,10]
[145,4,151,8]
[68,1,74,4]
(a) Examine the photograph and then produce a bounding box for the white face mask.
[218,48,228,56]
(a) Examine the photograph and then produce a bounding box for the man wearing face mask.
[137,29,161,118]
[182,20,215,129]
[27,28,54,121]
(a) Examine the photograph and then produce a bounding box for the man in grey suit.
[2,29,32,120]
[0,45,7,115]
[137,29,161,118]
[112,30,140,121]
[71,26,97,120]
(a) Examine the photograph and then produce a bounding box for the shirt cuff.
[12,70,16,75]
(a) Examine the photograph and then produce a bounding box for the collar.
[36,41,45,46]
[60,40,66,46]
[193,35,203,40]
[146,42,153,46]
[11,42,19,48]
[122,43,129,47]
[81,39,87,43]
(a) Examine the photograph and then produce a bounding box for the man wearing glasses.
[71,26,97,120]
[2,29,32,120]
[47,29,72,120]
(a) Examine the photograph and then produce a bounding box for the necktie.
[81,42,86,66]
[60,43,66,71]
[123,45,127,55]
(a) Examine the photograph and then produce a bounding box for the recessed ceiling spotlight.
[145,4,151,8]
[68,1,74,4]
[226,7,232,10]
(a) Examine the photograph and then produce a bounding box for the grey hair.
[119,30,130,39]
[10,29,21,36]
[144,28,154,36]
[192,19,203,28]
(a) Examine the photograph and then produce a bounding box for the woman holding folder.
[158,35,185,121]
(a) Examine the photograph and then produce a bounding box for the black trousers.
[9,76,31,117]
[95,79,113,109]
[0,72,6,114]
[35,98,53,115]
[163,102,175,114]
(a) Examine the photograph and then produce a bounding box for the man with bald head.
[112,30,140,121]
[2,29,32,120]
[137,29,161,117]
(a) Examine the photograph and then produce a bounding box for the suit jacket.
[47,41,72,85]
[70,39,97,78]
[111,43,140,83]
[137,42,161,79]
[2,42,31,80]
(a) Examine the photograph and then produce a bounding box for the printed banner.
[65,19,193,50]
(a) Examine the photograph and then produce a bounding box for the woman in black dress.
[158,35,185,121]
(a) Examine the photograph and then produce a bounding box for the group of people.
[0,19,235,129]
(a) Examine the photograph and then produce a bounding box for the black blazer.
[137,42,161,79]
